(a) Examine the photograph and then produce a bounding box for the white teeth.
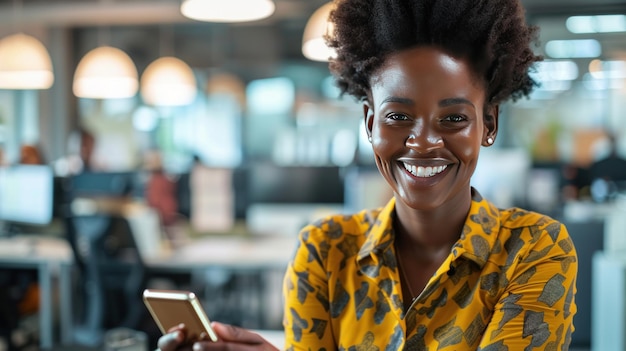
[403,163,448,178]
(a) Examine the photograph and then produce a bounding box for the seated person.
[588,133,626,201]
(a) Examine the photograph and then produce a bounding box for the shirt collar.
[356,189,501,269]
[356,197,397,262]
[451,189,501,268]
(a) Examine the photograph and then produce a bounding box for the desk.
[0,236,73,350]
[144,235,297,271]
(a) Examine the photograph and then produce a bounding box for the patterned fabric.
[282,189,577,350]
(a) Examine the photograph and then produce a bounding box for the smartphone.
[143,289,218,344]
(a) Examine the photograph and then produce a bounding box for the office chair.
[65,213,148,347]
[0,269,40,351]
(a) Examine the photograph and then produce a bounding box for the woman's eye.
[387,113,409,121]
[443,114,467,123]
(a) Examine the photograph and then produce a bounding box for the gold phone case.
[142,289,218,343]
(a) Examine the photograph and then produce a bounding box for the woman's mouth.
[402,162,448,178]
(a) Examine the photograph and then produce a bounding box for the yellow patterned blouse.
[283,189,577,350]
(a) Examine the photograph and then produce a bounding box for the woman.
[158,0,577,349]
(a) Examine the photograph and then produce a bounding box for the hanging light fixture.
[180,0,275,23]
[73,46,138,99]
[0,0,54,90]
[302,2,336,62]
[0,33,54,90]
[140,56,197,106]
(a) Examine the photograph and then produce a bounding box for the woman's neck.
[393,190,471,256]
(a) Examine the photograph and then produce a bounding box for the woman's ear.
[363,100,374,142]
[482,104,499,146]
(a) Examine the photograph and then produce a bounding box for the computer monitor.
[0,165,54,226]
[243,162,346,236]
[69,171,139,198]
[246,162,345,205]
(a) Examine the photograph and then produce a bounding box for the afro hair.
[327,0,543,104]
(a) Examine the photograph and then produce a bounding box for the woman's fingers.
[211,322,266,344]
[157,325,187,351]
[192,340,278,351]
[189,323,280,351]
[191,341,274,351]
[167,323,186,334]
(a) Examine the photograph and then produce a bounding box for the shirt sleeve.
[283,225,337,351]
[478,223,578,350]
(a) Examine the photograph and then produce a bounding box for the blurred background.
[1,0,626,350]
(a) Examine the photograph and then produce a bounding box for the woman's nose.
[405,126,444,153]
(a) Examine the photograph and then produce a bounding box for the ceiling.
[0,0,624,81]
[0,0,624,26]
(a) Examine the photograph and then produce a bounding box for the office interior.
[1,0,626,350]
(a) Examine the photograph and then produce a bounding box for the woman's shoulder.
[471,190,567,241]
[497,206,569,242]
[499,207,561,227]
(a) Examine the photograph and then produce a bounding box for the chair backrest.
[65,212,147,346]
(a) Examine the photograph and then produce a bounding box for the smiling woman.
[365,47,495,215]
[156,0,578,350]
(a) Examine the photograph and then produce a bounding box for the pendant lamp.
[180,0,275,23]
[302,2,336,62]
[73,46,138,99]
[0,33,54,90]
[140,56,197,106]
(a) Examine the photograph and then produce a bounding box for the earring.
[368,136,372,142]
[486,137,494,145]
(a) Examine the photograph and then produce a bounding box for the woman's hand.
[157,322,280,351]
[190,322,280,351]
[157,324,190,351]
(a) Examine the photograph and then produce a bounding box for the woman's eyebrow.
[439,97,475,108]
[379,96,414,107]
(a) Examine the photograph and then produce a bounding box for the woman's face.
[365,46,498,212]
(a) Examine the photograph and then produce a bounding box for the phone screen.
[143,289,218,343]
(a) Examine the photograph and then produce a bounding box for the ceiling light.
[73,46,138,99]
[141,56,197,106]
[180,0,275,23]
[566,15,626,34]
[0,33,54,90]
[545,39,601,59]
[302,2,336,62]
